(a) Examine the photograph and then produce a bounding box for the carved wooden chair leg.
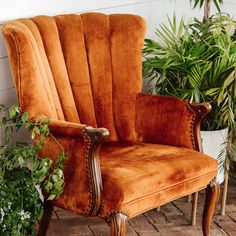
[202,180,220,236]
[108,212,128,236]
[37,201,54,236]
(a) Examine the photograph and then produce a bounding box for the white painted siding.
[0,0,235,143]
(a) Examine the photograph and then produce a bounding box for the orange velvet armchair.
[2,13,219,236]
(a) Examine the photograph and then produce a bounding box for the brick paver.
[47,180,236,235]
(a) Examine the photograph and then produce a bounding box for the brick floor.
[47,180,236,236]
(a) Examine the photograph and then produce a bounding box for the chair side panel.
[17,18,65,120]
[2,22,57,119]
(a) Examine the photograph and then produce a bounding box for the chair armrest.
[48,119,109,139]
[135,93,211,150]
[188,103,212,151]
[38,118,109,216]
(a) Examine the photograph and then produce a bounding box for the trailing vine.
[0,105,66,235]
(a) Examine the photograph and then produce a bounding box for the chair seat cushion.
[99,142,217,218]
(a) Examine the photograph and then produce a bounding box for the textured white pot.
[200,128,228,184]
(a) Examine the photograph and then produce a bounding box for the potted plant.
[143,12,236,181]
[0,105,66,235]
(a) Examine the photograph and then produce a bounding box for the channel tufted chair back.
[3,13,219,236]
[3,13,145,142]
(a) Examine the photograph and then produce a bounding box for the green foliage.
[0,105,66,235]
[190,0,223,12]
[143,13,236,131]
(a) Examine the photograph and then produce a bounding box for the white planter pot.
[200,128,228,184]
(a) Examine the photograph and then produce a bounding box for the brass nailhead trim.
[81,128,94,215]
[186,102,197,149]
[98,200,105,216]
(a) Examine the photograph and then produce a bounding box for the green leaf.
[9,106,20,119]
[191,0,222,12]
[21,112,29,123]
[213,0,223,12]
[44,181,53,192]
[204,87,220,96]
[31,131,35,140]
[0,117,6,126]
[217,71,235,105]
[52,174,59,182]
[47,194,56,200]
[34,127,40,135]
[190,0,204,9]
[18,156,24,168]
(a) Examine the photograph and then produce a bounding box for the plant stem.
[20,187,23,210]
[0,123,24,128]
[203,0,212,22]
[49,133,64,152]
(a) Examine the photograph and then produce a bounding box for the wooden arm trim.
[187,102,212,151]
[82,126,110,216]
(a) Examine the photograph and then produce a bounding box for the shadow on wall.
[142,76,158,94]
[0,127,31,146]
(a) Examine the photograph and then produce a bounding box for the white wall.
[0,0,235,143]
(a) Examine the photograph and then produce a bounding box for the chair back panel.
[3,13,146,141]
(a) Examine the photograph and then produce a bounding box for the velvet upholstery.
[2,13,217,225]
[3,13,145,142]
[41,134,91,214]
[99,142,217,217]
[136,93,196,148]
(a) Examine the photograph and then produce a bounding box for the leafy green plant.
[0,105,66,235]
[143,13,236,172]
[143,13,236,131]
[190,0,223,22]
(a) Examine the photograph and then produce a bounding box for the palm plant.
[143,13,236,131]
[143,13,236,170]
[190,0,223,21]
